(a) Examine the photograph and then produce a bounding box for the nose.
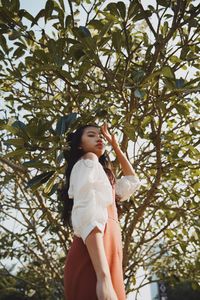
[97,137,103,144]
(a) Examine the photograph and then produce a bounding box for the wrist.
[96,270,111,281]
[113,143,122,153]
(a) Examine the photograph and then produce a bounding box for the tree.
[0,0,199,297]
[167,281,200,300]
[0,266,62,299]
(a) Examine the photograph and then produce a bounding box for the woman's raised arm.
[101,123,137,176]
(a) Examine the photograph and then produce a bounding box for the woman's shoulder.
[82,152,98,161]
[70,153,111,187]
[72,152,99,173]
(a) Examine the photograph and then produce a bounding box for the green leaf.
[4,138,25,147]
[72,0,81,4]
[163,77,175,89]
[175,78,185,88]
[45,0,54,23]
[132,69,145,82]
[132,9,152,22]
[65,15,72,27]
[187,145,199,158]
[14,41,26,49]
[161,21,168,36]
[179,241,187,252]
[116,1,126,19]
[12,120,25,129]
[106,3,120,17]
[5,148,26,158]
[47,38,65,66]
[176,104,189,117]
[134,89,145,98]
[82,36,96,51]
[0,124,18,134]
[44,173,57,194]
[99,20,114,37]
[123,124,136,141]
[0,34,9,53]
[165,229,174,238]
[1,0,19,11]
[0,49,4,60]
[88,20,104,31]
[180,46,189,59]
[69,43,85,61]
[193,182,200,192]
[57,9,65,28]
[66,38,79,45]
[55,113,77,136]
[97,36,110,48]
[78,61,92,79]
[48,183,58,196]
[143,32,149,46]
[56,69,73,82]
[23,160,52,169]
[27,171,55,189]
[157,0,171,7]
[18,9,35,23]
[162,66,175,79]
[112,30,122,52]
[12,0,20,12]
[9,120,29,140]
[58,0,65,10]
[141,116,152,129]
[79,26,91,37]
[13,47,25,59]
[31,9,45,27]
[128,2,139,19]
[169,55,181,64]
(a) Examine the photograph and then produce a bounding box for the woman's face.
[80,126,105,158]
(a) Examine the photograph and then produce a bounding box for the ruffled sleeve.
[115,174,141,202]
[68,157,113,243]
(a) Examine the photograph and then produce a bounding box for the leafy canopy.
[0,0,199,297]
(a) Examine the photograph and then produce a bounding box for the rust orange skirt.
[64,217,126,300]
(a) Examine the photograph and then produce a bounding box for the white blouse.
[68,157,141,243]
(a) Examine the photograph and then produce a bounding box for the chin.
[97,150,105,158]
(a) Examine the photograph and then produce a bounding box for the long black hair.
[58,124,116,227]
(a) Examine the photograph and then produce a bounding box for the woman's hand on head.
[101,123,119,150]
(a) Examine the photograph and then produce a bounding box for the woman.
[62,123,141,300]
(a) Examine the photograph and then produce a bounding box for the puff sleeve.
[115,174,141,202]
[68,157,113,243]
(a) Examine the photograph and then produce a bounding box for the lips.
[96,142,103,147]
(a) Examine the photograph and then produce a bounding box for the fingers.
[102,122,110,134]
[101,124,106,134]
[101,123,114,144]
[101,123,109,136]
